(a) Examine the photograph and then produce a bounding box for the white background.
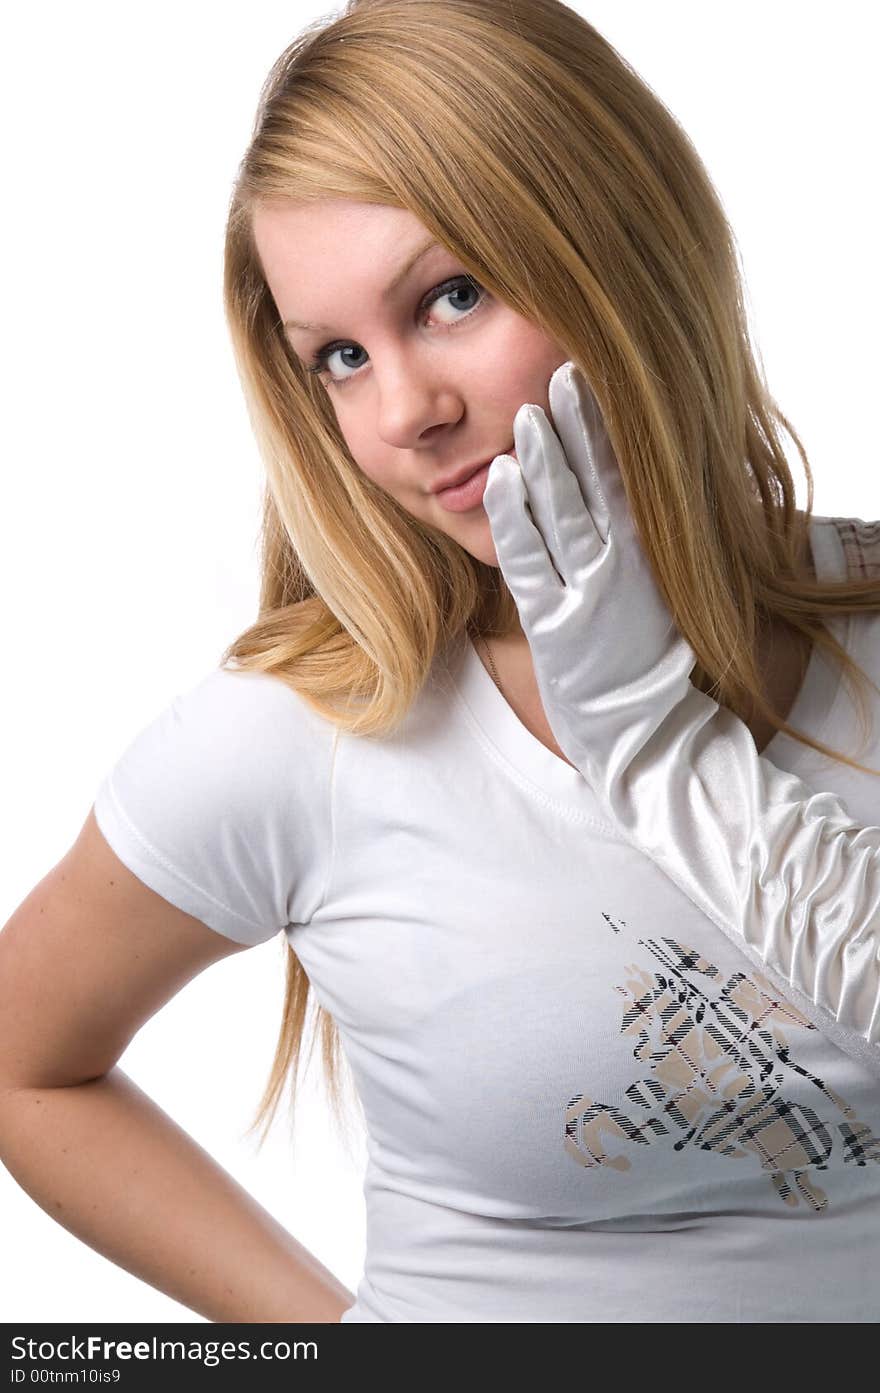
[1,0,877,1321]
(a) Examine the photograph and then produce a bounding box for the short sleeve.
[92,667,337,946]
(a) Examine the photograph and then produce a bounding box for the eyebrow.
[281,236,442,332]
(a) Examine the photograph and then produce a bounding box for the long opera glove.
[482,359,880,1078]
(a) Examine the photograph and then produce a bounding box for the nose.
[373,352,462,450]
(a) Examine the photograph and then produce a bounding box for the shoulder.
[814,514,880,580]
[92,665,338,944]
[134,664,336,766]
[99,664,338,824]
[180,662,329,722]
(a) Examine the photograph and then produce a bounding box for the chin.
[479,546,502,569]
[444,510,496,567]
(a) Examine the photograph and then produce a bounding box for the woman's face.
[251,199,570,568]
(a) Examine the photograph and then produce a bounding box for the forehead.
[251,199,448,337]
[252,199,433,280]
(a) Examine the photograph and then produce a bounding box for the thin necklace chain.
[479,635,504,694]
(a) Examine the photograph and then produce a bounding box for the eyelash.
[304,275,488,388]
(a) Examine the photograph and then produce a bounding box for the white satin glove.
[483,359,880,1079]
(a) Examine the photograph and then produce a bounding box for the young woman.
[2,0,879,1324]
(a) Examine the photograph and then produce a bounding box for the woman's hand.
[483,359,696,794]
[481,359,880,1077]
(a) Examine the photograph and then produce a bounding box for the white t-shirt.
[93,514,880,1322]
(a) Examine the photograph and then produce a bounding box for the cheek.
[341,432,416,503]
[349,448,408,501]
[477,316,568,398]
[336,425,383,488]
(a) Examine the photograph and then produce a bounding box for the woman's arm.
[485,364,880,1077]
[0,810,354,1323]
[0,1070,353,1323]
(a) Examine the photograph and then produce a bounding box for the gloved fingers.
[512,400,600,585]
[483,452,565,606]
[549,361,628,552]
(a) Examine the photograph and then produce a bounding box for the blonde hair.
[219,0,880,1151]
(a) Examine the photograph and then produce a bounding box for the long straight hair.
[218,0,880,1152]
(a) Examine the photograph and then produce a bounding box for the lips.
[434,461,491,494]
[433,445,515,495]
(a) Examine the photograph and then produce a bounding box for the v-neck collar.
[443,516,850,806]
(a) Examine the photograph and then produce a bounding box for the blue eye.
[305,275,488,388]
